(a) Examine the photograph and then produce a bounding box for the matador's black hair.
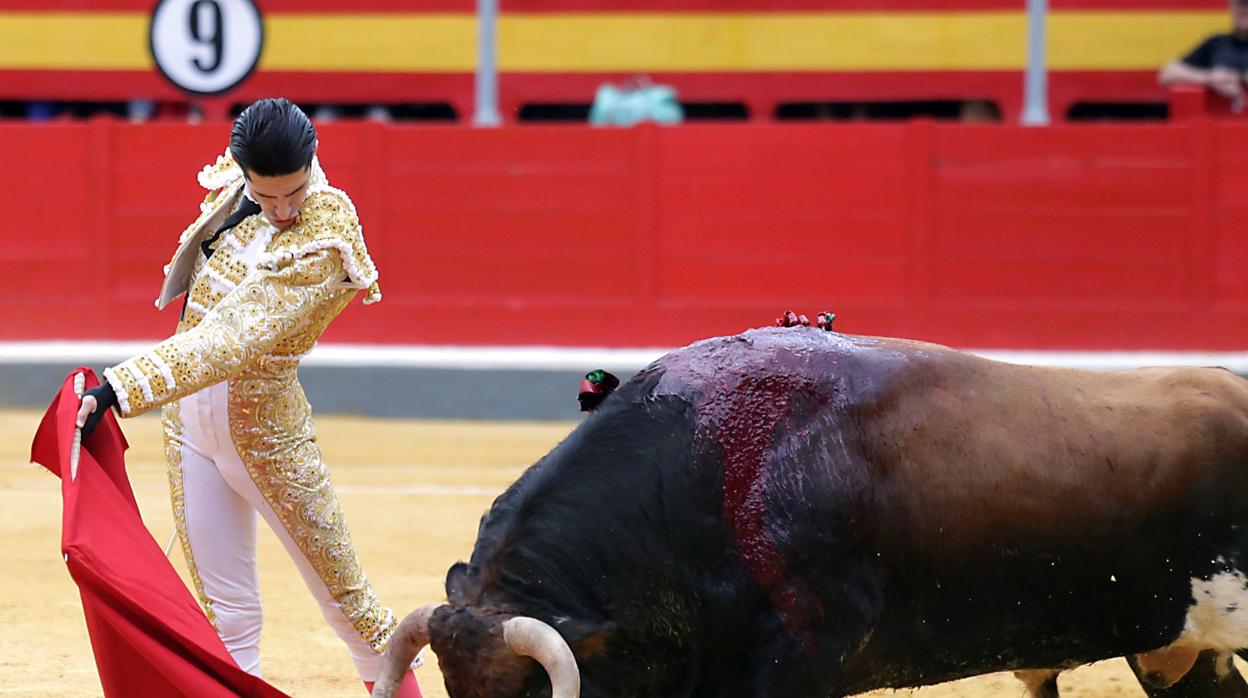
[229,98,317,178]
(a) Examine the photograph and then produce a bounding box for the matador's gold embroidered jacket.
[101,149,397,652]
[104,150,381,417]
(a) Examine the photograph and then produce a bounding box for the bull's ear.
[445,562,471,603]
[554,618,617,659]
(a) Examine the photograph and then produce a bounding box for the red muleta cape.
[30,369,289,698]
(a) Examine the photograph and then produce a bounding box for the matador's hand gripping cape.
[31,369,291,698]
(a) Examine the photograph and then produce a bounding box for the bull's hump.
[650,327,940,401]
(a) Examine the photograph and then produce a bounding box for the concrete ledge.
[0,362,604,421]
[5,342,1248,419]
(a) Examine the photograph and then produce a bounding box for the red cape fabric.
[31,369,289,698]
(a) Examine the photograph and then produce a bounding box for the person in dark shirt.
[1161,0,1248,103]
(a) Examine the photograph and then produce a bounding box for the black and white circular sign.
[150,0,263,96]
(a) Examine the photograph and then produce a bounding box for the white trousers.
[173,382,384,680]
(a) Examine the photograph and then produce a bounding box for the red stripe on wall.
[0,71,176,101]
[0,70,476,120]
[500,70,1166,123]
[0,69,1165,126]
[0,1,146,9]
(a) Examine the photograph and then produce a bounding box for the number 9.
[189,0,224,74]
[151,0,262,95]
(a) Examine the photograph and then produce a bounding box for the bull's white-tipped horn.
[502,616,581,698]
[371,604,439,698]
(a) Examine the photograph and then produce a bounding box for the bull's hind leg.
[1135,646,1204,689]
[1129,650,1248,697]
[1128,563,1248,695]
[1014,669,1060,698]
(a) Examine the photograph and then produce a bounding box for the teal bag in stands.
[589,80,684,126]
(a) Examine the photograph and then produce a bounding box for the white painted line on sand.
[336,483,503,497]
[9,479,505,497]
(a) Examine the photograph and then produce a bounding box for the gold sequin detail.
[228,365,396,651]
[112,248,353,416]
[134,355,169,398]
[181,215,266,333]
[265,191,380,298]
[197,148,244,191]
[114,187,381,419]
[162,402,218,629]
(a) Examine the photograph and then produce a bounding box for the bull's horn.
[371,604,440,698]
[502,616,581,698]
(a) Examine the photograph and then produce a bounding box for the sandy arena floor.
[1,408,1154,698]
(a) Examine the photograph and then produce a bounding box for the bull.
[374,326,1248,697]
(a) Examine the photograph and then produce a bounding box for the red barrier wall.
[2,120,1245,350]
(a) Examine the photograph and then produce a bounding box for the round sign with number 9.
[150,0,263,96]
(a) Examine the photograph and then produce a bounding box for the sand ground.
[1,409,1154,697]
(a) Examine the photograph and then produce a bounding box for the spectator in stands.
[1160,0,1248,104]
[960,99,1002,122]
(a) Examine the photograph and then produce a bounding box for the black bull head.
[371,603,581,698]
[372,327,1248,698]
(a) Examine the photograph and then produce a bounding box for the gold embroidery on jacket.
[228,364,396,652]
[180,216,268,334]
[107,189,379,418]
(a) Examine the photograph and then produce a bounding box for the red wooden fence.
[2,119,1244,350]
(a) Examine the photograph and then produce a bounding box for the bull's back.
[869,351,1248,549]
[654,328,1248,504]
[649,328,1248,539]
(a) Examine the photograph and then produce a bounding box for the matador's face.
[244,166,311,230]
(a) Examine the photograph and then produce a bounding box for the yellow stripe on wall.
[0,10,1232,73]
[0,13,150,70]
[502,11,1225,71]
[263,15,476,71]
[1050,11,1225,69]
[499,13,1029,71]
